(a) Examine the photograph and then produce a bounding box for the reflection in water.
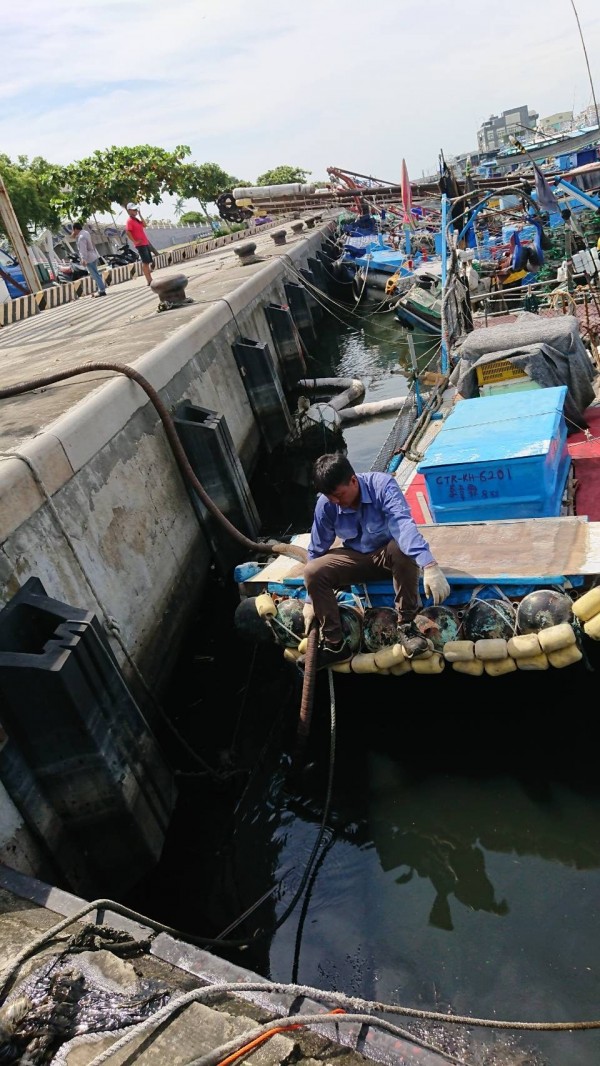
[134,311,600,1066]
[391,831,509,932]
[223,699,600,1066]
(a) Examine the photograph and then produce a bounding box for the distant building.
[574,103,600,128]
[539,111,573,134]
[477,105,539,153]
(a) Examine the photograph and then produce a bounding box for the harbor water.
[127,311,600,1066]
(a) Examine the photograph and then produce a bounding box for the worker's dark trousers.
[304,540,421,645]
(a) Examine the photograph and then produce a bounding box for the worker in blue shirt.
[303,452,450,669]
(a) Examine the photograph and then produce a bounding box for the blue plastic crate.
[417,386,570,523]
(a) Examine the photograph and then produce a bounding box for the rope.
[4,900,599,1033]
[283,253,423,339]
[3,884,598,1066]
[548,288,578,313]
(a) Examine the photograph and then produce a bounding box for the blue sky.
[2,0,599,218]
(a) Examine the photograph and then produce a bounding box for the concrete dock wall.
[0,222,332,882]
[0,226,329,693]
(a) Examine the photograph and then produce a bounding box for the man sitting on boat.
[302,453,451,669]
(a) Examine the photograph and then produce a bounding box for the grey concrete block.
[62,1001,297,1065]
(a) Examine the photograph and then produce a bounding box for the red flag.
[401,158,413,226]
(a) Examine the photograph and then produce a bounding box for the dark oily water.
[128,314,600,1066]
[299,309,439,472]
[235,700,600,1066]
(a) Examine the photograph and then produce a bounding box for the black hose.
[0,361,307,565]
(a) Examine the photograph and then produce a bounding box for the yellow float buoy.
[507,633,541,659]
[374,644,404,670]
[572,586,600,622]
[474,638,508,661]
[484,657,517,676]
[515,652,549,671]
[583,613,600,640]
[537,623,576,653]
[443,641,475,662]
[547,644,583,668]
[255,593,277,618]
[452,659,484,676]
[411,652,445,675]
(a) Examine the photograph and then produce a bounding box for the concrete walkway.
[0,221,327,456]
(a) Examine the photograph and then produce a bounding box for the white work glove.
[423,563,450,605]
[302,601,316,634]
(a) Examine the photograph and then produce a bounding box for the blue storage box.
[417,386,570,523]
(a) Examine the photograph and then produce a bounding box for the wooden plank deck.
[243,518,600,589]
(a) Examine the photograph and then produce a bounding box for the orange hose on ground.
[216,1009,346,1066]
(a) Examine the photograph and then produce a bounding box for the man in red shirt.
[125,204,153,286]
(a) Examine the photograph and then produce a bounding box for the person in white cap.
[125,204,153,286]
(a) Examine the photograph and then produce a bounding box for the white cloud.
[1,0,599,210]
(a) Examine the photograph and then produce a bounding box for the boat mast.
[440,192,449,374]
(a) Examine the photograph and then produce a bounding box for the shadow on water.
[126,313,600,1066]
[126,565,600,1066]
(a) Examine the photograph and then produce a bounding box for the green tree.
[255,165,311,186]
[177,162,239,217]
[179,211,209,225]
[0,154,62,239]
[53,144,194,218]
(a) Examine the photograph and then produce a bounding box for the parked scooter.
[56,252,94,284]
[104,242,139,267]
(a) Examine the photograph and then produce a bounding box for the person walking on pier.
[125,204,154,286]
[72,222,106,298]
[302,452,451,669]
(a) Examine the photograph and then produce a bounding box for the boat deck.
[241,515,600,600]
[241,379,600,600]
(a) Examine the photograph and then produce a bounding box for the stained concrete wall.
[0,228,329,692]
[0,224,331,880]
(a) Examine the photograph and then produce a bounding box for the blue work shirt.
[307,471,435,568]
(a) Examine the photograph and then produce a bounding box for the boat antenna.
[568,0,600,129]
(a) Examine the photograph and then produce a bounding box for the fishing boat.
[330,158,447,305]
[233,186,600,682]
[393,268,445,334]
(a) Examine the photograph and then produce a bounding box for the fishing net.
[370,394,418,472]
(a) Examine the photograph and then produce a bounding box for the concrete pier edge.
[0,861,441,1066]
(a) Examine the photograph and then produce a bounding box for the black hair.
[313,452,355,495]
[72,221,84,231]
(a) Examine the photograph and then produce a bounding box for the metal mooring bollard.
[270,230,287,246]
[305,217,316,229]
[150,273,193,312]
[233,242,263,265]
[291,222,304,233]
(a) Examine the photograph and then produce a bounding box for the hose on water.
[0,361,308,566]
